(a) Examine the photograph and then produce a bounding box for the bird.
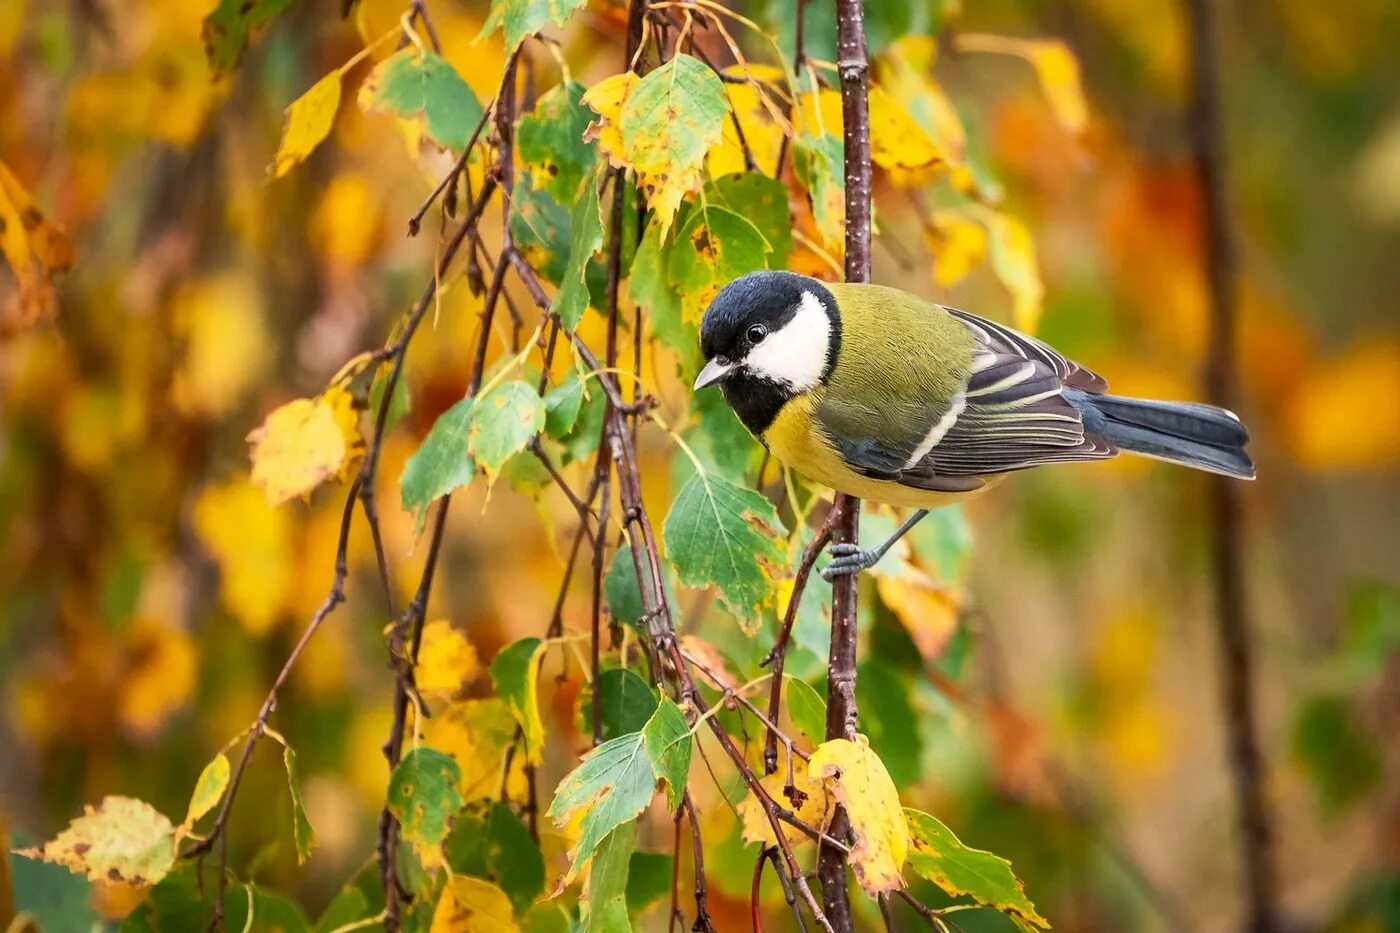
[693,270,1255,580]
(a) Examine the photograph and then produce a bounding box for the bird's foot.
[819,543,881,581]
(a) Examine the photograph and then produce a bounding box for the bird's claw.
[819,543,880,581]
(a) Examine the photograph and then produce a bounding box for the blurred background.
[2,0,1398,930]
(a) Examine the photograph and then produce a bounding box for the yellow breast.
[762,395,982,509]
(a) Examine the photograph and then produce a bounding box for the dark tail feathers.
[1064,388,1256,480]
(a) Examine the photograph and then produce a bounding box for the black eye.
[746,324,767,344]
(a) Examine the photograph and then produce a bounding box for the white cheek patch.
[743,290,831,391]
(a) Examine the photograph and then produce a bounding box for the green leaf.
[794,133,846,250]
[663,472,787,632]
[692,387,757,481]
[583,666,659,740]
[618,55,730,236]
[315,887,370,933]
[904,809,1048,929]
[12,843,99,933]
[283,745,317,864]
[559,368,606,465]
[511,182,573,285]
[202,0,293,74]
[487,803,546,915]
[1291,693,1381,819]
[444,812,490,876]
[784,676,827,745]
[548,732,656,883]
[1340,580,1400,679]
[491,637,548,765]
[387,747,465,855]
[182,751,230,828]
[483,0,590,54]
[858,660,922,786]
[519,82,596,203]
[358,49,484,151]
[469,381,547,477]
[668,205,772,325]
[604,550,678,628]
[706,173,793,267]
[625,851,673,912]
[544,371,585,438]
[642,698,691,811]
[556,174,605,331]
[401,397,475,526]
[908,504,972,583]
[580,823,634,933]
[628,216,697,373]
[245,885,310,933]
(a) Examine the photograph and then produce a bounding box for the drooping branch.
[1181,0,1276,929]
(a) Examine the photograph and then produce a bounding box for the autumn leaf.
[359,48,484,152]
[416,620,482,701]
[957,34,1089,134]
[431,875,520,932]
[783,676,828,746]
[668,204,773,324]
[272,71,343,179]
[247,387,364,506]
[519,82,597,203]
[481,0,590,55]
[425,698,526,802]
[401,396,476,526]
[905,808,1049,928]
[388,746,465,866]
[181,752,231,833]
[193,479,293,635]
[585,55,729,237]
[794,133,847,253]
[0,160,72,335]
[807,736,910,894]
[467,380,546,477]
[876,572,961,665]
[737,755,831,847]
[282,744,317,864]
[548,700,689,882]
[663,472,787,632]
[203,0,293,74]
[19,796,176,888]
[554,171,604,331]
[490,636,548,765]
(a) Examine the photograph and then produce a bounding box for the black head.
[694,271,841,436]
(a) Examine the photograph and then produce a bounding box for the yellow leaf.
[424,698,527,801]
[182,753,231,830]
[706,82,784,178]
[737,756,832,848]
[581,72,638,169]
[117,620,197,739]
[432,875,521,933]
[0,161,70,335]
[18,796,176,888]
[170,275,271,419]
[309,172,385,265]
[416,620,482,702]
[193,479,294,635]
[272,71,343,179]
[975,206,1044,333]
[0,162,74,272]
[1288,341,1400,468]
[924,209,988,287]
[797,85,945,186]
[807,736,909,895]
[248,387,365,506]
[956,34,1088,134]
[876,573,960,665]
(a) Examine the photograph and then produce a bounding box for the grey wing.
[827,309,1116,490]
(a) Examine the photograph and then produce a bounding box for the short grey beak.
[693,358,735,390]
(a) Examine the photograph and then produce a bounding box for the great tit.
[694,270,1255,579]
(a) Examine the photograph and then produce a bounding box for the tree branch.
[1182,0,1276,929]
